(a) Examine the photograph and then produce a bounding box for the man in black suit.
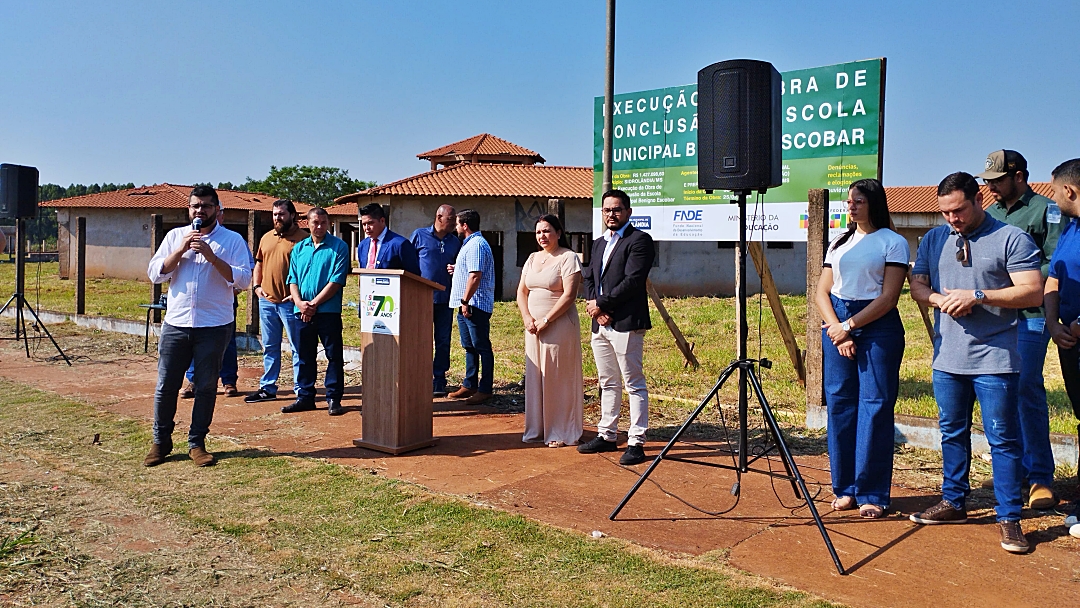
[578,189,655,465]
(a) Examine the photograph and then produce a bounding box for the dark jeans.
[296,312,344,403]
[154,322,233,448]
[185,329,237,385]
[1055,345,1080,443]
[933,370,1023,521]
[822,296,905,507]
[433,303,454,389]
[457,308,493,394]
[1015,319,1054,486]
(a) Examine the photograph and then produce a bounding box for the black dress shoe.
[577,436,618,454]
[327,399,344,416]
[281,399,317,413]
[619,444,647,465]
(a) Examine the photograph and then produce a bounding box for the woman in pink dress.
[516,214,584,447]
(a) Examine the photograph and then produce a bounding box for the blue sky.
[1,0,1076,189]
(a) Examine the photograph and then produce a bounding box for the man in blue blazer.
[357,202,421,277]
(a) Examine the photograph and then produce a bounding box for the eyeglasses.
[955,235,971,266]
[601,207,626,215]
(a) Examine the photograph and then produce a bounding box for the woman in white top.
[815,178,909,519]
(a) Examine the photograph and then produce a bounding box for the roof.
[417,133,544,163]
[885,182,1055,213]
[40,183,314,213]
[335,163,593,204]
[325,202,358,217]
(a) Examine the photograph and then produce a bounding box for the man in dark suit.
[578,189,655,465]
[357,202,421,276]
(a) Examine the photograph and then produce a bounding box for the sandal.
[831,496,856,511]
[859,504,886,519]
[547,441,566,448]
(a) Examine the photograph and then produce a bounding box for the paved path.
[2,350,1078,607]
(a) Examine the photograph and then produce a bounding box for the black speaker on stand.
[609,60,843,575]
[0,164,71,365]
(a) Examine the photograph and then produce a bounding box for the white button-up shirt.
[148,223,253,328]
[599,223,630,295]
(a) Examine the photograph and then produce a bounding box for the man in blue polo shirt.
[908,172,1043,554]
[447,209,495,405]
[1043,157,1080,539]
[284,207,351,416]
[411,204,461,397]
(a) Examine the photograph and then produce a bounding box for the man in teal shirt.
[284,207,351,416]
[979,149,1062,509]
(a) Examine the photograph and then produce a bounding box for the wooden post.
[150,214,164,322]
[646,279,699,369]
[805,189,829,428]
[546,198,565,228]
[748,242,805,385]
[246,210,260,336]
[909,265,935,343]
[75,216,86,315]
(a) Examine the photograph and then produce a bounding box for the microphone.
[192,217,203,231]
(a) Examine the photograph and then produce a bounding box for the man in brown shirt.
[245,199,309,402]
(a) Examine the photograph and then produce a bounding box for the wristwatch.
[542,317,549,324]
[460,299,468,306]
[974,289,985,303]
[841,320,851,332]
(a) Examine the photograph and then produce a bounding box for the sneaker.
[433,382,448,398]
[327,399,344,416]
[999,520,1030,553]
[577,436,618,454]
[1065,503,1080,539]
[188,446,216,467]
[180,382,195,399]
[244,388,277,403]
[222,384,240,398]
[619,444,647,465]
[143,440,172,467]
[1027,483,1058,510]
[281,399,317,413]
[909,500,968,525]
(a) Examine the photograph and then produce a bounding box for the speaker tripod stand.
[607,190,845,575]
[0,217,71,365]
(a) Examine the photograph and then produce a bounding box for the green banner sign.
[593,58,885,241]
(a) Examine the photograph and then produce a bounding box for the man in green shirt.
[978,149,1062,509]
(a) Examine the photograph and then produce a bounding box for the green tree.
[240,165,375,207]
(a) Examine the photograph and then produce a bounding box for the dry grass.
[0,377,835,608]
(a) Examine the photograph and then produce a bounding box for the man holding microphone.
[145,185,252,468]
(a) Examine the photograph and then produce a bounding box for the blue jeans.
[154,322,234,448]
[933,370,1024,521]
[457,308,493,394]
[823,296,904,507]
[185,331,237,385]
[433,303,454,390]
[295,312,344,403]
[258,298,302,395]
[1016,318,1054,486]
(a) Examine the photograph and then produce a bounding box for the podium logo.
[365,294,395,317]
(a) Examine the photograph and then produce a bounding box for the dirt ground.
[2,323,1079,607]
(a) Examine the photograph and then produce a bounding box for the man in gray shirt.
[909,172,1042,554]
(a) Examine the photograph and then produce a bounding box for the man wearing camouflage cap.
[978,149,1062,510]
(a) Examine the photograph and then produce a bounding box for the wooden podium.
[352,268,444,454]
